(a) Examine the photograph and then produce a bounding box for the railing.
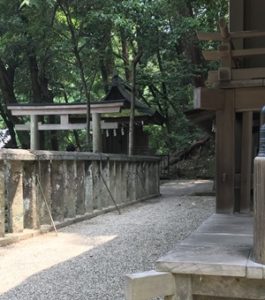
[0,149,160,238]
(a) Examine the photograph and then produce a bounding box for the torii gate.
[7,101,124,152]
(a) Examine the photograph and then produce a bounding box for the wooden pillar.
[30,115,39,150]
[240,112,253,212]
[234,115,242,212]
[216,90,235,213]
[229,0,244,49]
[254,112,265,264]
[92,113,102,153]
[253,156,265,263]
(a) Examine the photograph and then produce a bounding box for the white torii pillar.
[30,115,39,150]
[92,113,102,153]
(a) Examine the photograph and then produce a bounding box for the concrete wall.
[0,149,160,238]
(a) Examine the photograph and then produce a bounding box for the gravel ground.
[0,180,215,300]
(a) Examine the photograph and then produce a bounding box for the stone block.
[127,163,136,203]
[114,162,123,205]
[6,161,24,233]
[100,160,110,208]
[109,161,117,205]
[63,161,77,218]
[51,161,64,221]
[23,161,39,229]
[135,163,144,199]
[125,270,176,300]
[38,161,52,225]
[84,161,93,212]
[91,161,104,210]
[76,161,85,215]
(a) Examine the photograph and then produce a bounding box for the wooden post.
[229,0,244,49]
[218,19,232,81]
[30,115,39,150]
[234,117,242,212]
[92,113,102,153]
[253,156,265,263]
[254,108,265,263]
[240,112,253,212]
[215,90,235,213]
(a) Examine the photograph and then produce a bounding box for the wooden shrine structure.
[124,1,265,299]
[195,0,265,214]
[7,75,163,154]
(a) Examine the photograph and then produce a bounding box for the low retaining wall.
[0,149,160,240]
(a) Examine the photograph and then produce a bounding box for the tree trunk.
[57,0,92,150]
[128,51,143,156]
[120,29,131,82]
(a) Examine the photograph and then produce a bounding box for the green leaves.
[0,0,227,151]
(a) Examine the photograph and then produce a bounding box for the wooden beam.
[202,51,220,61]
[235,87,265,111]
[240,112,253,212]
[197,31,265,41]
[7,102,124,116]
[208,68,265,85]
[203,48,265,61]
[233,48,265,58]
[192,275,265,299]
[194,88,224,111]
[215,90,235,213]
[15,122,118,131]
[195,86,265,112]
[232,67,265,80]
[231,30,265,39]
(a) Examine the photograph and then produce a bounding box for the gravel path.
[0,180,215,300]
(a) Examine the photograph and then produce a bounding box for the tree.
[0,0,228,153]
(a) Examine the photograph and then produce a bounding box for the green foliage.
[0,0,228,151]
